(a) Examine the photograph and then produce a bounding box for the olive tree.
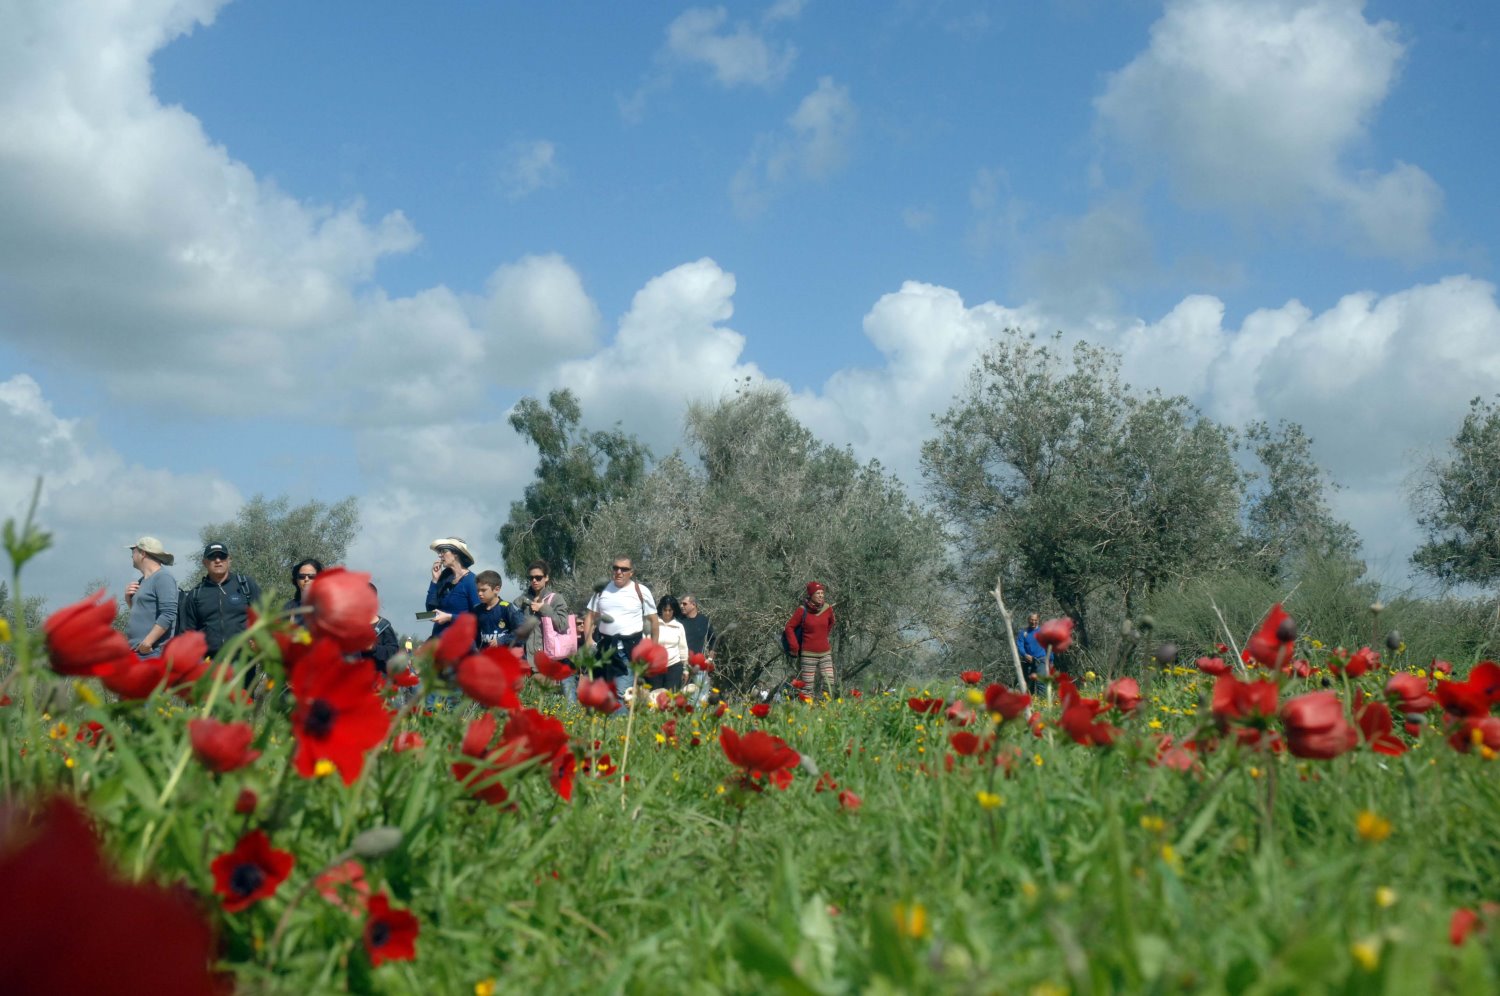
[577,386,946,692]
[193,495,360,604]
[1413,396,1500,588]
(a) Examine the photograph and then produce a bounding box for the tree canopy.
[1413,395,1500,587]
[193,494,361,603]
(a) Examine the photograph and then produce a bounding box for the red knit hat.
[806,581,825,598]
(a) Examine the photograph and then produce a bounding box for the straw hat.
[429,537,475,568]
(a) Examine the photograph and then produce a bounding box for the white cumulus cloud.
[731,77,856,217]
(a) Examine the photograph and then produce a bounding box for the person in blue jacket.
[1015,612,1052,693]
[426,537,479,638]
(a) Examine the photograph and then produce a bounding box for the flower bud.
[1137,616,1156,633]
[234,788,258,814]
[1384,630,1402,651]
[351,826,404,859]
[1369,601,1385,614]
[1154,643,1179,666]
[1275,618,1298,643]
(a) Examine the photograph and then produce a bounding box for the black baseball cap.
[202,542,230,558]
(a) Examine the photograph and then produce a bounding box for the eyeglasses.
[296,573,318,581]
[207,554,229,562]
[611,565,632,573]
[527,575,545,581]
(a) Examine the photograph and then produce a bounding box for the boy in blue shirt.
[471,570,524,650]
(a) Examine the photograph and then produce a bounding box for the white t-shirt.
[657,617,689,665]
[587,580,656,636]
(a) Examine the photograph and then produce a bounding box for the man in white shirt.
[583,557,658,699]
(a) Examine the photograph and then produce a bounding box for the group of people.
[124,532,846,703]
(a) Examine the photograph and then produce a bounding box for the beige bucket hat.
[128,536,175,566]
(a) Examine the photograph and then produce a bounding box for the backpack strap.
[633,581,649,619]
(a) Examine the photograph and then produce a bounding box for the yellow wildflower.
[48,722,68,740]
[74,682,102,707]
[976,791,1003,810]
[0,618,10,642]
[1160,844,1183,873]
[1350,939,1379,972]
[313,759,338,778]
[1375,886,1397,909]
[1356,810,1391,843]
[967,689,984,705]
[1147,719,1163,730]
[1032,754,1044,767]
[65,756,76,769]
[1139,815,1165,833]
[1084,670,1096,681]
[475,980,497,996]
[893,902,928,938]
[1020,880,1039,900]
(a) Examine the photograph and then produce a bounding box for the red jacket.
[785,604,835,655]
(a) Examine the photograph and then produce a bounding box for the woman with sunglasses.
[282,559,324,614]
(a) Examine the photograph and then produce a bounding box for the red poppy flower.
[1329,646,1380,678]
[577,677,622,714]
[689,652,712,672]
[42,591,135,677]
[838,790,861,811]
[234,789,258,814]
[907,697,945,714]
[1059,698,1120,747]
[391,666,420,688]
[161,631,211,684]
[533,650,575,682]
[1105,677,1142,715]
[714,701,730,717]
[1354,699,1407,756]
[210,830,294,912]
[1196,656,1232,676]
[949,731,982,756]
[305,567,378,653]
[959,670,983,685]
[74,720,106,748]
[1451,908,1483,946]
[1036,617,1074,652]
[1448,715,1500,754]
[453,708,576,804]
[188,718,261,774]
[452,712,512,806]
[630,638,670,677]
[1435,661,1500,719]
[0,796,220,994]
[1431,659,1454,676]
[434,613,477,671]
[719,726,800,785]
[289,642,392,786]
[750,702,771,719]
[1385,673,1436,714]
[1152,735,1199,773]
[364,893,420,966]
[1246,604,1296,667]
[945,700,976,726]
[983,684,1032,721]
[790,678,807,690]
[1211,673,1280,745]
[1280,691,1357,759]
[456,647,527,710]
[392,731,425,753]
[314,859,370,914]
[99,654,165,700]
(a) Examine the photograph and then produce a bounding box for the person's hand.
[433,610,452,625]
[431,560,442,582]
[125,579,140,604]
[134,640,153,655]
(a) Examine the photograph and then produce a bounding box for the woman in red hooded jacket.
[785,582,836,699]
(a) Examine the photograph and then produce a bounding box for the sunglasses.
[527,575,546,581]
[296,573,318,581]
[611,566,632,573]
[206,554,229,562]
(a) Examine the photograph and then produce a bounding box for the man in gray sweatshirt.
[125,536,179,658]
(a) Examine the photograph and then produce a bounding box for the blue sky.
[3,0,1499,621]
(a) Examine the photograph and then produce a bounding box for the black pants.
[593,632,642,681]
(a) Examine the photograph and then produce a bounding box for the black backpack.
[780,606,806,656]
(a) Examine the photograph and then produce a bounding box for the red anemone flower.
[188,718,261,774]
[750,703,771,719]
[1105,677,1142,715]
[392,731,425,753]
[907,697,945,715]
[1211,674,1280,748]
[452,708,576,804]
[960,670,983,685]
[577,677,622,714]
[689,652,713,672]
[364,893,420,966]
[210,830,295,912]
[452,712,511,806]
[234,789,258,814]
[949,731,982,756]
[838,790,862,811]
[1280,691,1358,759]
[43,591,135,677]
[0,796,220,994]
[434,613,477,671]
[1330,645,1380,678]
[1036,617,1074,653]
[1449,715,1500,754]
[790,679,807,690]
[289,642,392,785]
[100,654,165,700]
[1246,604,1296,668]
[983,684,1032,721]
[1451,908,1484,946]
[456,647,527,710]
[305,567,378,653]
[630,638,670,677]
[720,726,800,788]
[945,700,976,726]
[1435,661,1500,719]
[1385,673,1436,714]
[1059,698,1120,747]
[533,650,575,682]
[1196,656,1232,676]
[1354,699,1407,756]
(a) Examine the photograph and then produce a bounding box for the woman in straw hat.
[426,537,479,639]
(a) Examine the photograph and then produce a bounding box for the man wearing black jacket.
[178,542,262,658]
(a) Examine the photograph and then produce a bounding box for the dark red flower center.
[305,699,337,738]
[369,920,391,948]
[230,862,266,897]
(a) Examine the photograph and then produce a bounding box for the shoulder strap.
[633,581,649,616]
